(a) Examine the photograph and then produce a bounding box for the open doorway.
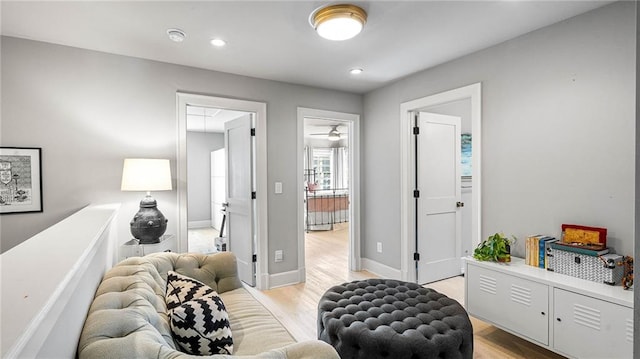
[177,93,268,289]
[184,105,251,254]
[297,108,361,284]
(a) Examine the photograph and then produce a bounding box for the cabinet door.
[467,264,549,345]
[554,288,632,359]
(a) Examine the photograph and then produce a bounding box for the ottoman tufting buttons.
[318,278,473,359]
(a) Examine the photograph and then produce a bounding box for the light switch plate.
[275,182,283,194]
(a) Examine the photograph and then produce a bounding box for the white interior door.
[211,149,226,232]
[417,112,462,284]
[225,114,255,286]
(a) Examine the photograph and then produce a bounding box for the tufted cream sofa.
[77,251,339,359]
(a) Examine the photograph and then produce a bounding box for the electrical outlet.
[377,242,382,253]
[275,250,283,262]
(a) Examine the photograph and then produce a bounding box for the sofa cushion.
[166,271,233,355]
[220,287,297,355]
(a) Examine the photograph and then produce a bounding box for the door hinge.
[413,126,420,135]
[414,252,420,261]
[456,201,465,208]
[252,254,257,262]
[250,128,256,136]
[413,190,420,198]
[251,191,257,199]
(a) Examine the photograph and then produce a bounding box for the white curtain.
[332,147,348,189]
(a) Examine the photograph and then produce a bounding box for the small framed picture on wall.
[0,147,43,214]
[461,133,472,180]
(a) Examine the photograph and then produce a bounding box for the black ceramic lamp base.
[130,195,168,244]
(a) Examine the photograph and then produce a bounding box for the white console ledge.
[1,204,120,359]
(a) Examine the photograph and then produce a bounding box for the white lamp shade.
[121,158,172,191]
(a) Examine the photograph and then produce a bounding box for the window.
[313,148,333,190]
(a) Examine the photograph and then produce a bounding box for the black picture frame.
[0,147,43,214]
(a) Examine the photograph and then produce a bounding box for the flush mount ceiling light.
[350,68,363,75]
[311,4,367,41]
[166,28,186,42]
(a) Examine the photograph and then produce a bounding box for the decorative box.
[559,224,607,251]
[547,247,623,285]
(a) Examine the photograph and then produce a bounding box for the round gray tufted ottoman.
[318,279,473,359]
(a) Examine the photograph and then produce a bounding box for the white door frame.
[177,93,268,290]
[297,107,361,280]
[399,83,482,282]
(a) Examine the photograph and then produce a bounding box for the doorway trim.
[177,92,268,290]
[297,107,361,281]
[399,83,482,282]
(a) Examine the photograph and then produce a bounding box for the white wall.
[186,131,224,223]
[362,1,635,268]
[0,37,363,280]
[426,99,472,134]
[634,0,640,350]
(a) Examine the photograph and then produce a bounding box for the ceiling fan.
[309,125,345,141]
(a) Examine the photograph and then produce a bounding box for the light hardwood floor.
[188,227,219,254]
[246,224,566,359]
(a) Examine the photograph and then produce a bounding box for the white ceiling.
[187,102,348,140]
[186,105,248,133]
[0,1,612,94]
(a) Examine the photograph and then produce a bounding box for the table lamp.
[121,158,172,244]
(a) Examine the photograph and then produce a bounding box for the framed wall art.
[0,147,43,214]
[461,133,472,179]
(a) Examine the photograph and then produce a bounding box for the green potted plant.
[473,232,516,262]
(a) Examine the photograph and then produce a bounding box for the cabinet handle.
[541,312,545,316]
[556,318,562,322]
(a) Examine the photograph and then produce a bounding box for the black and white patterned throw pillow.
[166,271,215,311]
[166,271,233,355]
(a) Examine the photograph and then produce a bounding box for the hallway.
[247,223,374,341]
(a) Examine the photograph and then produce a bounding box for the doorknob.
[456,202,464,208]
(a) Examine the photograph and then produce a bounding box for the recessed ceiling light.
[210,38,227,47]
[166,28,186,42]
[350,68,363,75]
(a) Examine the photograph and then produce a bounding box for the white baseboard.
[361,258,402,279]
[188,220,211,229]
[267,268,304,289]
[262,260,401,289]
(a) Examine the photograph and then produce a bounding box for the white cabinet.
[465,258,633,359]
[554,288,633,359]
[467,264,549,345]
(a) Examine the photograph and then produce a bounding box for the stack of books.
[525,235,558,268]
